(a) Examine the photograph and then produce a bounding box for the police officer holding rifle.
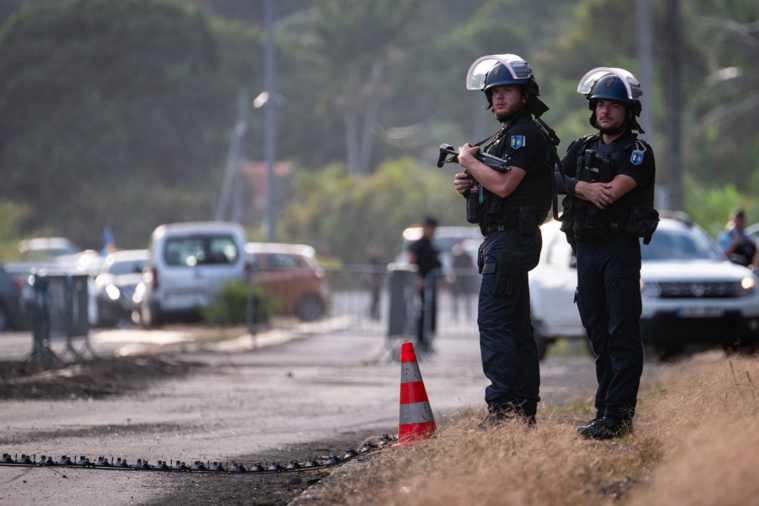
[450,54,556,426]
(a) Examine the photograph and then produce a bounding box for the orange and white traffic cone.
[394,342,436,447]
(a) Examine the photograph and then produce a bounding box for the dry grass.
[318,353,759,505]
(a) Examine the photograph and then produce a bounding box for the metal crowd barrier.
[25,272,95,365]
[245,263,480,345]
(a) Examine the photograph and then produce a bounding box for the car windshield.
[641,227,724,262]
[107,259,146,275]
[264,253,309,270]
[164,236,239,266]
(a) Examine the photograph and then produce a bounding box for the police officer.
[453,54,555,425]
[557,68,658,439]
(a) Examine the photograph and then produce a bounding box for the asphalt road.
[0,324,656,505]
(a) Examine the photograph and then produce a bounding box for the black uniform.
[558,130,657,424]
[408,236,441,351]
[475,111,553,420]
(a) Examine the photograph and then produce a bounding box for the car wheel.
[531,316,552,361]
[650,343,682,362]
[724,334,759,356]
[535,335,552,361]
[140,302,162,329]
[296,294,324,322]
[0,304,7,332]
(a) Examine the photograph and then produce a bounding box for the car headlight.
[741,276,755,293]
[640,279,661,298]
[105,284,121,301]
[132,283,145,304]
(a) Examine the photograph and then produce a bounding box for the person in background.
[717,210,758,269]
[407,217,441,353]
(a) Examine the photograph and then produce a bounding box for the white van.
[138,222,248,327]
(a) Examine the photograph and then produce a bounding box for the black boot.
[576,417,602,436]
[479,398,536,428]
[577,417,633,440]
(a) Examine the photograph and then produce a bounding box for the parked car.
[18,237,80,261]
[245,242,329,322]
[0,263,28,331]
[530,213,759,360]
[91,249,148,328]
[138,222,248,327]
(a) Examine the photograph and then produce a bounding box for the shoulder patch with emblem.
[510,135,525,150]
[630,141,646,165]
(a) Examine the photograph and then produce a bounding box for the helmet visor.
[466,54,527,90]
[577,67,641,100]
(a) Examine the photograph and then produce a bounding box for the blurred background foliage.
[0,0,757,263]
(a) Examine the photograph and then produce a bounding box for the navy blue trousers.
[478,229,541,416]
[576,234,643,421]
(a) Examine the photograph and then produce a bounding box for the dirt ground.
[0,355,202,400]
[0,355,380,505]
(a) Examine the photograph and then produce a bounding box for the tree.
[278,157,465,263]
[287,0,419,176]
[0,0,262,248]
[684,0,759,188]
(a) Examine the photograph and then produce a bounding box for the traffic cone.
[394,342,436,447]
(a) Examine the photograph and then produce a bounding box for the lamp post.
[264,0,277,242]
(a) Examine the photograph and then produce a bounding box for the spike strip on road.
[0,434,395,475]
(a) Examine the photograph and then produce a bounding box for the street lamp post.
[264,0,277,242]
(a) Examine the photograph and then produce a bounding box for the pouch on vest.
[518,206,537,235]
[465,187,483,224]
[623,207,660,244]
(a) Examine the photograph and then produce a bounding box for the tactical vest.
[560,133,658,244]
[479,116,553,234]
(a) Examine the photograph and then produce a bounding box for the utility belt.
[561,204,659,244]
[483,224,509,234]
[477,216,540,296]
[480,205,540,237]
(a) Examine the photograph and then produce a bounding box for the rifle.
[436,143,510,225]
[436,143,511,172]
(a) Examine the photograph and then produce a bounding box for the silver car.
[138,222,248,327]
[530,213,759,360]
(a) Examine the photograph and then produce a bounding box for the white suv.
[137,222,248,327]
[530,213,759,359]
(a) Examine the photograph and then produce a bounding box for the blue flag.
[101,226,116,256]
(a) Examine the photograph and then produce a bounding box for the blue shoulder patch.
[630,150,644,166]
[510,135,525,150]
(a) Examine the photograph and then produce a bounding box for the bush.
[202,281,273,326]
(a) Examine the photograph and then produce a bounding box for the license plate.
[677,307,724,318]
[166,293,207,309]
